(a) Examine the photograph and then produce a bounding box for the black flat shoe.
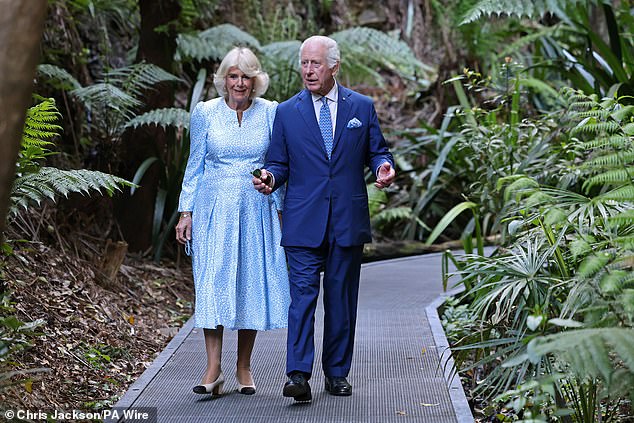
[324,376,352,396]
[283,372,312,402]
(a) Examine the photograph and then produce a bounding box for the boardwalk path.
[111,254,473,422]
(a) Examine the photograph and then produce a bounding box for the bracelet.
[180,212,192,219]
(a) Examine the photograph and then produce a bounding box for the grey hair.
[213,47,270,99]
[299,35,340,69]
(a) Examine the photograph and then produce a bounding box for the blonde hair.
[213,47,269,99]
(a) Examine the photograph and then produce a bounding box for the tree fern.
[124,108,190,131]
[37,64,81,90]
[69,63,181,139]
[331,27,436,89]
[106,62,182,97]
[260,40,303,101]
[460,0,602,24]
[175,23,261,63]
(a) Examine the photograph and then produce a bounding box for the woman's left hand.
[175,213,192,244]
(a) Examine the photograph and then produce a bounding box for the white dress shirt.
[311,82,338,136]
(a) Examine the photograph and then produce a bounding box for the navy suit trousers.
[284,220,363,378]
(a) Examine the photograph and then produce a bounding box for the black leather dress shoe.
[324,376,352,396]
[283,372,312,402]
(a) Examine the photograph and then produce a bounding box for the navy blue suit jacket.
[265,85,394,247]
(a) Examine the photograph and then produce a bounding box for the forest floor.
[1,228,194,417]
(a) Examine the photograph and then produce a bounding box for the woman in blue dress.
[175,47,289,397]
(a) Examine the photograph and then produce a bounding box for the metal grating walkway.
[110,254,473,422]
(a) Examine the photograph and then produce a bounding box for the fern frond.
[527,328,634,393]
[599,186,634,203]
[582,135,631,150]
[371,206,414,225]
[575,109,611,119]
[460,0,597,24]
[124,108,190,131]
[71,82,141,120]
[583,169,633,191]
[37,64,81,90]
[106,63,182,97]
[22,98,62,147]
[571,121,620,136]
[260,40,302,101]
[611,235,634,249]
[176,24,261,63]
[10,167,134,215]
[608,209,634,229]
[176,33,225,62]
[200,23,261,49]
[568,101,597,111]
[583,151,634,169]
[611,105,634,122]
[330,27,436,89]
[577,253,611,279]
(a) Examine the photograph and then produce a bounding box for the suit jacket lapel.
[296,89,328,156]
[333,85,353,154]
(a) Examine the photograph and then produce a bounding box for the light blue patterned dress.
[178,97,289,330]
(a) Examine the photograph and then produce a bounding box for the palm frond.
[124,108,190,131]
[10,167,134,215]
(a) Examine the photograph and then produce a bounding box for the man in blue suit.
[253,35,395,402]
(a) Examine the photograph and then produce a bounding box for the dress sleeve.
[178,102,207,211]
[266,100,285,211]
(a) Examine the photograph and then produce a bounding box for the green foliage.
[527,329,634,399]
[448,89,634,417]
[385,65,568,243]
[11,168,132,215]
[19,98,62,176]
[70,63,182,139]
[460,0,601,24]
[260,40,303,101]
[559,90,634,192]
[9,98,133,217]
[175,24,261,63]
[124,108,190,131]
[331,27,436,90]
[175,25,436,102]
[37,64,81,90]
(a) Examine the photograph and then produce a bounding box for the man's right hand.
[252,168,273,195]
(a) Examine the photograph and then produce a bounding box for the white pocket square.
[346,117,362,129]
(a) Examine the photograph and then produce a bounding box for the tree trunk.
[0,0,48,242]
[114,0,180,252]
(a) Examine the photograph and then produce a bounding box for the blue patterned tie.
[319,96,333,159]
